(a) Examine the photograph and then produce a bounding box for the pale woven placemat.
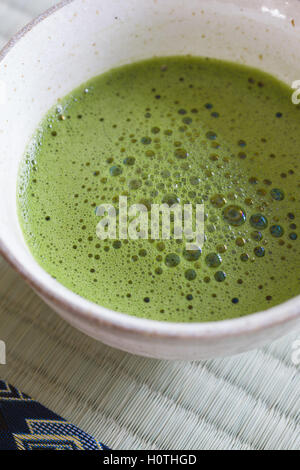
[0,0,299,450]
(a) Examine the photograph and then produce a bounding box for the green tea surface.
[18,57,300,322]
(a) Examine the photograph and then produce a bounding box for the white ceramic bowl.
[0,0,300,360]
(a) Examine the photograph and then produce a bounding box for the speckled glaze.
[0,0,300,360]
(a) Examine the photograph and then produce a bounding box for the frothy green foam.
[18,57,300,322]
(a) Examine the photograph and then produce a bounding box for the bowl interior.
[0,0,300,334]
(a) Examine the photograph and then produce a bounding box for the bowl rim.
[0,0,300,341]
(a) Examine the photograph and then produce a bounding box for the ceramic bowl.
[0,0,300,360]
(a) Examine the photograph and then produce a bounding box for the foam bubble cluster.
[18,57,300,322]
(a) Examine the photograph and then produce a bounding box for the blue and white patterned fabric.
[0,381,109,450]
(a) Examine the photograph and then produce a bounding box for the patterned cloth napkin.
[0,380,109,450]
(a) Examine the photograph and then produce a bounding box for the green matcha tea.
[18,57,300,322]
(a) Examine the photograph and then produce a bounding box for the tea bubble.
[110,165,123,176]
[156,242,166,252]
[250,214,268,230]
[223,205,246,226]
[249,177,258,185]
[214,271,226,282]
[165,253,181,267]
[254,246,265,257]
[113,241,122,249]
[211,194,227,208]
[141,137,152,145]
[123,156,135,166]
[270,188,284,201]
[183,247,202,261]
[128,179,142,190]
[174,148,189,159]
[205,253,222,267]
[270,225,284,238]
[206,131,217,140]
[151,127,160,134]
[185,269,197,280]
[236,237,246,247]
[289,232,298,240]
[251,231,263,241]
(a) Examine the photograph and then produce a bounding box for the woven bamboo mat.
[0,0,299,450]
